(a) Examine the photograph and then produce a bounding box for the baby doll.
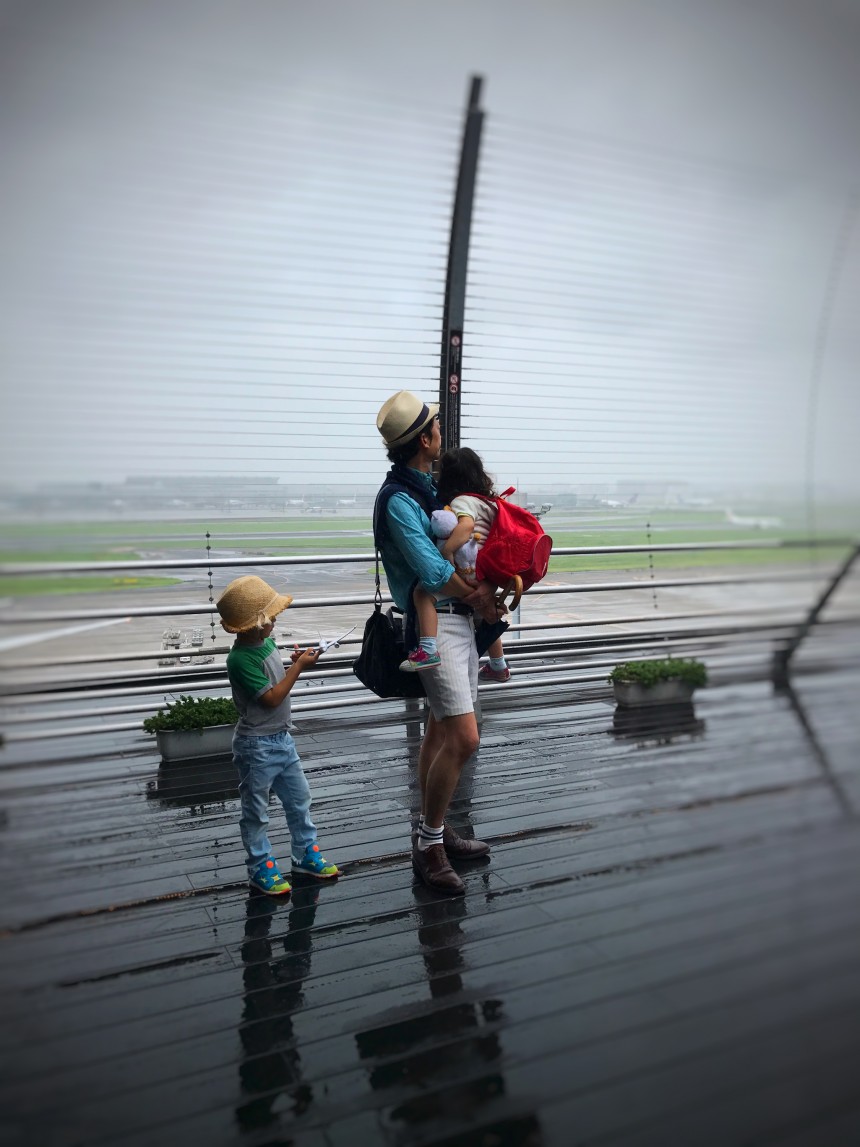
[430,507,480,577]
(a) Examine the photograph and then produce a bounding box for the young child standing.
[217,574,340,895]
[401,447,511,681]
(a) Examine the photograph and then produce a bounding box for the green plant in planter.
[143,695,238,734]
[608,658,708,689]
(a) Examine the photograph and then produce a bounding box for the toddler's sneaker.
[478,663,511,683]
[292,843,340,879]
[249,857,292,896]
[399,647,442,672]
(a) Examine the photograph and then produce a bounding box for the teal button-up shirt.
[379,468,456,611]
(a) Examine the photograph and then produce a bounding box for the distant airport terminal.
[0,474,806,521]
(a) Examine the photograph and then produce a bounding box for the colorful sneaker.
[479,663,511,683]
[249,857,292,896]
[399,648,442,672]
[292,843,340,879]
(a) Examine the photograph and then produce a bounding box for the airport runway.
[2,556,855,690]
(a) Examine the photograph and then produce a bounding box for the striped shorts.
[421,612,478,719]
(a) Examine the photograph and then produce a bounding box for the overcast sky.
[1,0,858,498]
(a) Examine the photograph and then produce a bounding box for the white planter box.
[613,680,696,708]
[155,724,235,762]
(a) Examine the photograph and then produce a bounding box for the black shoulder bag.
[352,551,425,699]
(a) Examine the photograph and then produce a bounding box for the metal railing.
[1,538,857,750]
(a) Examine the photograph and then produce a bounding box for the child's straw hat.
[216,575,293,633]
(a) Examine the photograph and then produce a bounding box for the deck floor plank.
[1,667,859,1147]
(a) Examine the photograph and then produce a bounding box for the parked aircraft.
[595,493,638,509]
[725,508,783,529]
[287,494,324,513]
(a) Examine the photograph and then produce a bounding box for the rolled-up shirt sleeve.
[386,493,455,595]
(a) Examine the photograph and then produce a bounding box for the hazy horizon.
[2,0,859,499]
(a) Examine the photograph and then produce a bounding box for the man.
[375,390,503,895]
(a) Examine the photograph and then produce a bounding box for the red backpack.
[472,488,553,609]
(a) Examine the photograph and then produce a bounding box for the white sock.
[417,822,444,851]
[489,656,507,671]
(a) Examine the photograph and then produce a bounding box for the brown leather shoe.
[410,823,491,859]
[443,823,491,859]
[412,844,465,895]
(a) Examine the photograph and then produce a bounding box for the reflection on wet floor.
[2,665,860,1145]
[147,756,238,810]
[609,701,707,745]
[354,887,544,1142]
[236,885,319,1132]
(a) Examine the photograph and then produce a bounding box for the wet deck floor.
[2,659,860,1147]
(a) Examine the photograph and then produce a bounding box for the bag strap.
[374,469,441,547]
[374,549,383,612]
[470,486,516,507]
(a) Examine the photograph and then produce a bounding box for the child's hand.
[463,581,507,623]
[291,645,321,670]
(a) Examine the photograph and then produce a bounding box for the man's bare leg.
[417,712,445,810]
[420,712,480,826]
[412,711,481,894]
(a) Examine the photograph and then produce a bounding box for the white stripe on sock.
[417,822,444,851]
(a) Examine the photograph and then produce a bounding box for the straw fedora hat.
[376,390,439,449]
[216,575,293,633]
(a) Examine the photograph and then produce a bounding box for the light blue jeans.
[232,730,317,875]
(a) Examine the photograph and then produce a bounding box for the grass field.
[0,576,181,597]
[1,514,854,596]
[0,517,371,543]
[548,528,849,573]
[1,551,144,564]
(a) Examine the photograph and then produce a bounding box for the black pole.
[439,75,485,454]
[772,541,860,686]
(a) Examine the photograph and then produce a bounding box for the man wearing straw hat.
[375,390,503,895]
